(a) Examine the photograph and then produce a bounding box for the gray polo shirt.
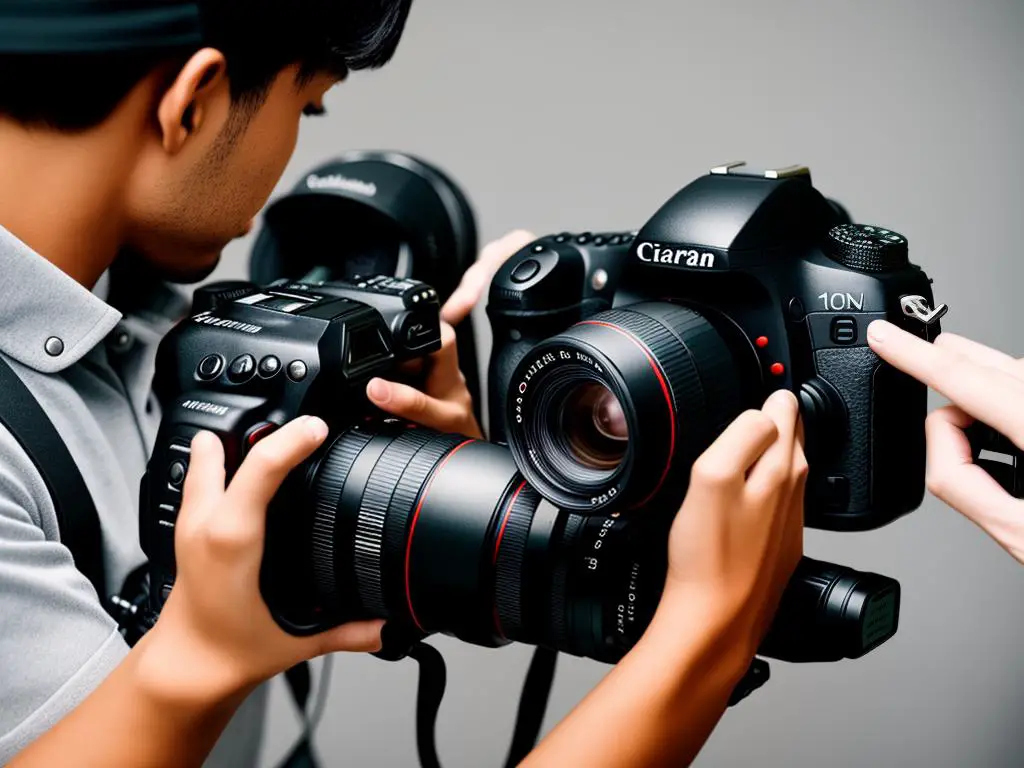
[0,225,267,765]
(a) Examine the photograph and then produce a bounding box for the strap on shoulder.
[0,356,107,600]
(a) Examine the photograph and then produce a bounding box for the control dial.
[826,224,908,273]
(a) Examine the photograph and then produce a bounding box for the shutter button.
[510,259,541,284]
[44,337,64,357]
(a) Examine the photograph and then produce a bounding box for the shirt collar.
[0,224,123,373]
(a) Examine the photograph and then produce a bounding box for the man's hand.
[367,229,536,437]
[868,320,1024,564]
[658,389,807,658]
[367,322,483,438]
[440,229,536,327]
[522,391,806,768]
[144,417,384,701]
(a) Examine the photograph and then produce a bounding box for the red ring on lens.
[579,320,676,508]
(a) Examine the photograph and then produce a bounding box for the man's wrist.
[637,581,759,695]
[130,617,254,716]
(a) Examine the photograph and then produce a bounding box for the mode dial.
[826,224,908,273]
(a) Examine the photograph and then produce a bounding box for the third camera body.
[141,161,938,673]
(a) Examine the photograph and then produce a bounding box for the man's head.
[0,0,413,282]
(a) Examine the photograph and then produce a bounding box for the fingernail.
[304,416,329,442]
[368,378,391,403]
[192,430,216,449]
[867,320,890,344]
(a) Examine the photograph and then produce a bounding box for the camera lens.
[262,421,533,646]
[561,383,629,471]
[507,302,747,513]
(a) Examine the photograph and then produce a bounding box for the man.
[0,2,808,766]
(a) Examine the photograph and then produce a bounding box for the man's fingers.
[226,416,329,512]
[310,619,385,656]
[925,406,1021,543]
[934,333,1024,379]
[441,229,537,325]
[182,430,226,507]
[424,322,467,398]
[746,390,800,495]
[691,409,780,488]
[367,378,479,436]
[868,320,1024,447]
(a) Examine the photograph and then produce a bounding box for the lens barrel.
[506,302,745,513]
[265,421,900,666]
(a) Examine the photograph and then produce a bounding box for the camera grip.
[809,346,926,529]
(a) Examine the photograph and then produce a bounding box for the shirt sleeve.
[0,424,129,763]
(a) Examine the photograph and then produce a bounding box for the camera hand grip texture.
[966,423,1024,499]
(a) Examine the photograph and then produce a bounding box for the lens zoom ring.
[353,430,434,616]
[550,513,583,653]
[382,432,466,612]
[310,429,373,605]
[650,304,743,434]
[587,308,709,449]
[493,482,541,639]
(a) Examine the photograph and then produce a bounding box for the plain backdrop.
[207,1,1024,765]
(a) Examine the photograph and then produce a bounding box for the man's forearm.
[9,626,251,768]
[523,589,755,768]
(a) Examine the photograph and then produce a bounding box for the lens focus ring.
[311,429,373,607]
[353,429,435,616]
[493,482,541,640]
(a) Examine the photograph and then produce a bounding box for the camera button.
[787,297,806,323]
[228,354,256,383]
[823,475,850,510]
[197,354,224,380]
[576,232,592,245]
[287,360,309,382]
[830,317,858,345]
[168,460,187,489]
[510,259,542,284]
[258,355,281,379]
[244,422,278,450]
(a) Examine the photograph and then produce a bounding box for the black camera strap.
[0,356,108,599]
[503,647,558,767]
[0,356,316,768]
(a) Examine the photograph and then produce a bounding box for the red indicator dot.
[756,336,769,348]
[770,363,785,376]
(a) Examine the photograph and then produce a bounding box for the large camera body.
[140,275,444,627]
[141,162,931,676]
[489,164,936,532]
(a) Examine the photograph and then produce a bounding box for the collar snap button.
[44,337,65,357]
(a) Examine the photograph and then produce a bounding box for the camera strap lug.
[728,658,771,707]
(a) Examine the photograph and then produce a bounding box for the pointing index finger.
[868,320,1024,446]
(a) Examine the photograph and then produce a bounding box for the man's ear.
[156,48,229,154]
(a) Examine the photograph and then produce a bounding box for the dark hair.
[0,0,413,131]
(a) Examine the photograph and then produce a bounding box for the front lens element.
[561,382,629,470]
[507,302,745,513]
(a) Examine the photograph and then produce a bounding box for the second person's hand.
[868,320,1024,564]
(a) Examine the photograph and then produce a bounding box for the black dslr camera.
[489,162,936,531]
[141,161,933,672]
[140,275,445,621]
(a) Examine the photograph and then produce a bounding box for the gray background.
[212,0,1024,765]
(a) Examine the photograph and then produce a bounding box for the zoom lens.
[263,421,528,645]
[507,302,748,513]
[262,421,901,666]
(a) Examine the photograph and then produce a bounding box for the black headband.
[0,0,204,53]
